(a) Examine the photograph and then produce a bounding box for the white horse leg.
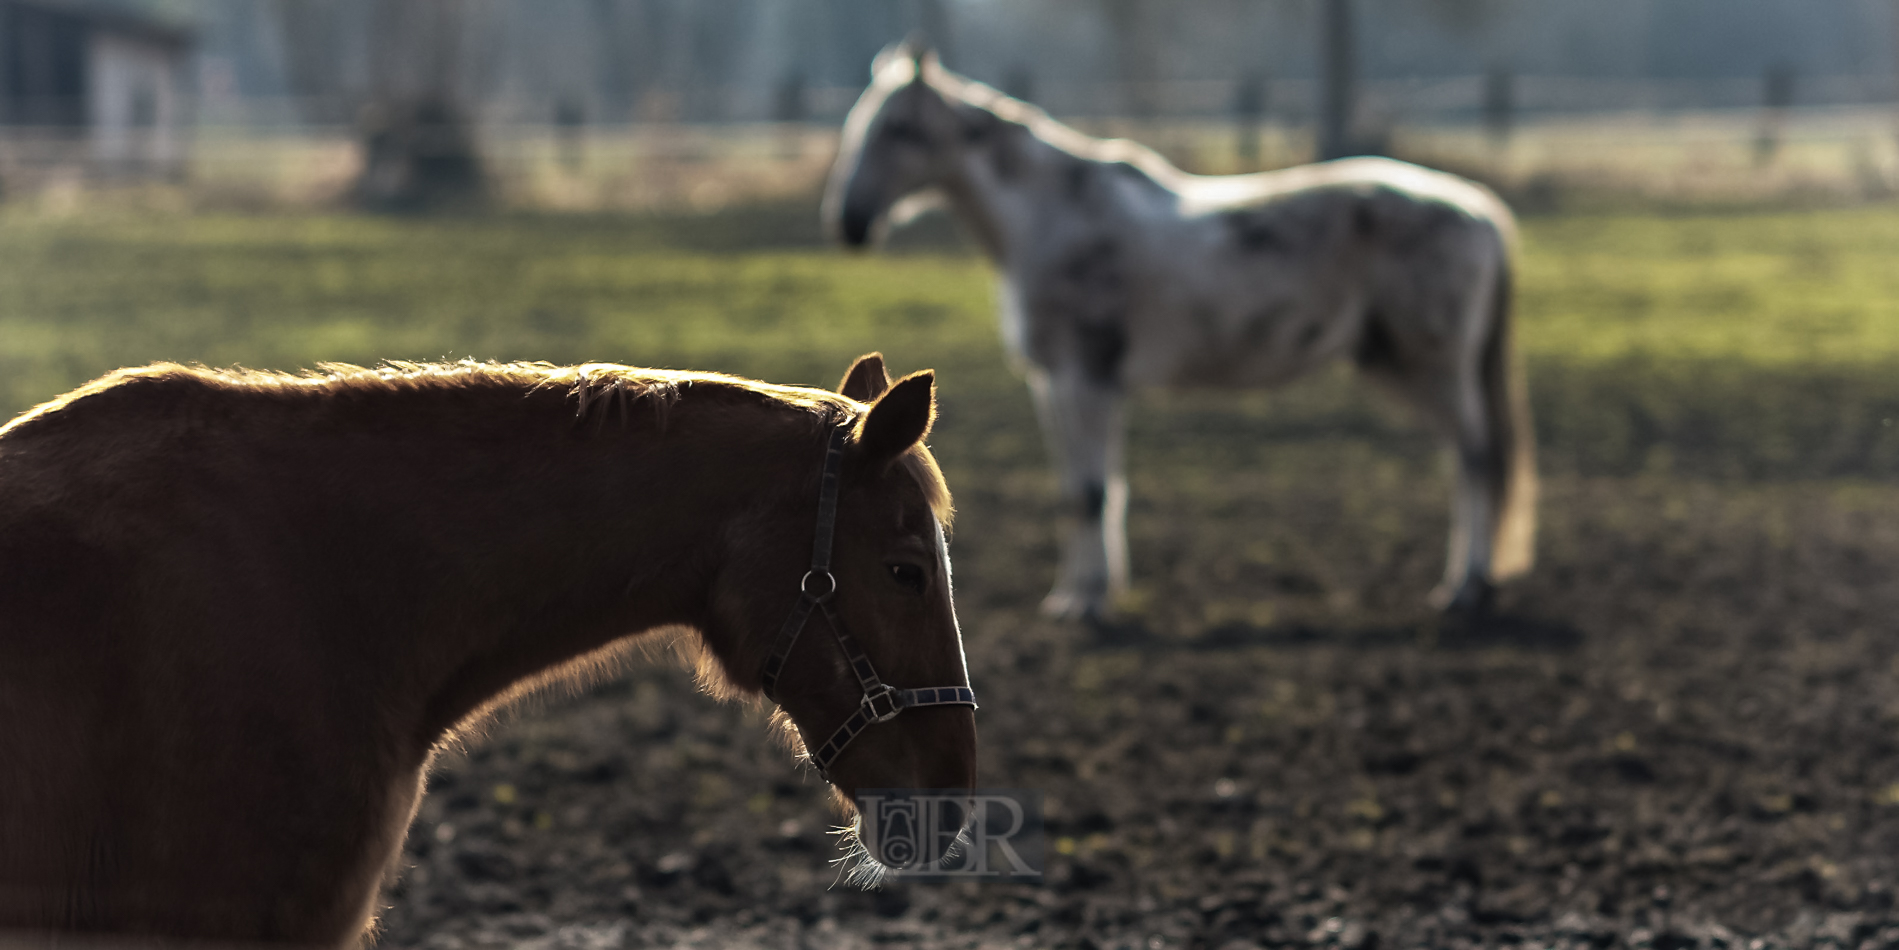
[1028,367,1128,620]
[1358,318,1498,614]
[1436,388,1499,614]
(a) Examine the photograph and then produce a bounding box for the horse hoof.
[1430,578,1497,618]
[1040,589,1109,623]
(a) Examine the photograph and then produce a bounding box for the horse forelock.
[895,441,954,531]
[839,52,928,155]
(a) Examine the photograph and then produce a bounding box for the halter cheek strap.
[759,424,977,780]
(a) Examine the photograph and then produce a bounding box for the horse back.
[1032,158,1506,390]
[1185,157,1514,241]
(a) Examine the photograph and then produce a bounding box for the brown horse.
[0,354,976,947]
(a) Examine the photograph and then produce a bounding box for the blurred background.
[4,0,1899,209]
[8,2,1899,948]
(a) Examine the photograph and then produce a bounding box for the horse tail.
[1484,250,1537,580]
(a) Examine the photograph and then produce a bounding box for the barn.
[0,0,192,176]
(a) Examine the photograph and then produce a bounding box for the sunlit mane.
[5,358,952,525]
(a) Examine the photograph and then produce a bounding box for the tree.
[269,0,490,210]
[355,0,489,210]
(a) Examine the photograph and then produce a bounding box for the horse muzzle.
[839,206,876,248]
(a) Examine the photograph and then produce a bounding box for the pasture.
[5,201,1899,948]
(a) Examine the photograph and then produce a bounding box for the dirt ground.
[6,198,1896,949]
[370,369,1899,950]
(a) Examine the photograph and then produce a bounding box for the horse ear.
[838,352,891,402]
[903,31,937,77]
[871,41,907,79]
[855,370,935,464]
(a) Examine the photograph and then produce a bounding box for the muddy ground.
[369,367,1899,950]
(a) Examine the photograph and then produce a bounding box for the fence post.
[1318,0,1357,160]
[1483,65,1513,150]
[1235,73,1266,169]
[774,70,806,160]
[555,97,585,173]
[1755,62,1794,166]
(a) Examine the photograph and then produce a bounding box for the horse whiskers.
[828,818,889,890]
[823,806,981,891]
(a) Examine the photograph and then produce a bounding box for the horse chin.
[829,813,892,889]
[827,790,979,890]
[820,788,890,889]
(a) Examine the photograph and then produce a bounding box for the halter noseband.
[758,424,977,780]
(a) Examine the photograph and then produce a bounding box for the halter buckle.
[862,684,904,723]
[800,570,837,601]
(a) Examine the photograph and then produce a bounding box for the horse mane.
[910,60,1515,239]
[8,358,955,739]
[9,359,827,423]
[4,359,954,527]
[917,60,1186,190]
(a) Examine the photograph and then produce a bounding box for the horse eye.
[887,562,926,593]
[883,120,926,144]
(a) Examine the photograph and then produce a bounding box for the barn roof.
[2,0,193,50]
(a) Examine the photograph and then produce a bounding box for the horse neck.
[937,93,1173,265]
[370,390,816,744]
[939,158,1015,262]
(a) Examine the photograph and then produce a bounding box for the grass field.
[7,202,1899,479]
[6,201,1899,946]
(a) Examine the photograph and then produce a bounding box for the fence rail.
[173,73,1899,130]
[5,94,1897,211]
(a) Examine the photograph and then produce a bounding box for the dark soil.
[376,374,1899,950]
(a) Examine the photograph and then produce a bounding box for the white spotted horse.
[824,42,1536,621]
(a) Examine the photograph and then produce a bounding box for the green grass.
[3,202,1899,485]
[1519,207,1899,367]
[0,207,1000,411]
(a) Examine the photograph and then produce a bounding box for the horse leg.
[1428,258,1533,615]
[1027,366,1128,621]
[1357,319,1499,616]
[1438,407,1500,615]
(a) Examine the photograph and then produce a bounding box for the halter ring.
[862,685,904,723]
[800,570,837,600]
[761,425,976,780]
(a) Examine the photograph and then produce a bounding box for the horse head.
[823,41,970,248]
[702,354,977,877]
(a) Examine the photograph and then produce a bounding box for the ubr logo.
[855,789,1044,881]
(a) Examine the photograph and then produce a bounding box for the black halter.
[759,424,978,780]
